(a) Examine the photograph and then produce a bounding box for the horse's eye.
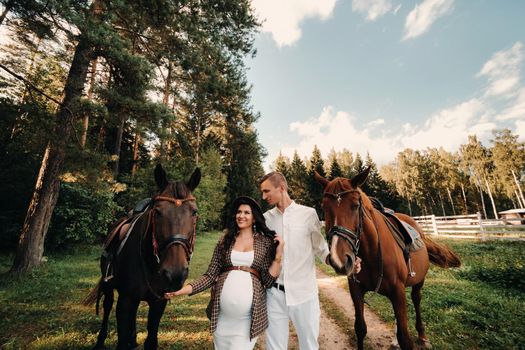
[192,209,198,217]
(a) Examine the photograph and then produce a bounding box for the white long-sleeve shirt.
[264,201,330,306]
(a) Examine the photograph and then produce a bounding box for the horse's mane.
[160,181,191,199]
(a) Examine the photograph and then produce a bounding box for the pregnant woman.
[165,196,284,349]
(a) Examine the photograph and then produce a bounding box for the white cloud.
[273,99,496,167]
[251,0,337,47]
[366,118,385,127]
[281,106,396,165]
[496,87,525,120]
[402,0,454,40]
[268,42,525,168]
[352,0,393,21]
[477,42,523,98]
[399,99,495,151]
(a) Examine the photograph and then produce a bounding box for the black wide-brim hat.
[232,196,264,219]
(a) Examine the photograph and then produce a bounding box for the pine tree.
[273,152,291,180]
[288,151,308,204]
[306,145,325,218]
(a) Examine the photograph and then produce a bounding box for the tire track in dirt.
[317,268,397,349]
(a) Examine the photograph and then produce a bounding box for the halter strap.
[323,187,360,206]
[154,195,196,206]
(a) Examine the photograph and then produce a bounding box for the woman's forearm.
[268,254,282,278]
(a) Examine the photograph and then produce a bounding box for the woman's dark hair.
[221,197,276,260]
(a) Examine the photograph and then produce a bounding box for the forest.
[272,130,525,221]
[0,0,265,273]
[1,1,524,275]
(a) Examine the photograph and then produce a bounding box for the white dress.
[213,250,257,349]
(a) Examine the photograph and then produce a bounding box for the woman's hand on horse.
[353,257,362,274]
[164,284,193,299]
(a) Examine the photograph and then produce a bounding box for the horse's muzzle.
[344,254,356,277]
[160,267,189,292]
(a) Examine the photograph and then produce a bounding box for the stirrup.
[103,275,114,282]
[408,257,416,277]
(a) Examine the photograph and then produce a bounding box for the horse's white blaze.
[330,235,344,269]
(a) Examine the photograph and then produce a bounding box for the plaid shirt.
[189,233,277,340]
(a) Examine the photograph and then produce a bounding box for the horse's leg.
[411,282,431,349]
[116,295,140,350]
[348,280,367,350]
[92,284,114,350]
[127,299,140,350]
[390,285,414,350]
[144,299,167,350]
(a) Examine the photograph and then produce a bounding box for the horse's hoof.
[416,338,432,349]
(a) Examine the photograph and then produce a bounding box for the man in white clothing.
[259,171,330,350]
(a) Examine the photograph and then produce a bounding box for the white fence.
[413,212,525,238]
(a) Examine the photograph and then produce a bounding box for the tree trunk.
[112,113,126,177]
[460,183,468,214]
[11,37,93,273]
[476,179,488,219]
[438,192,446,216]
[447,187,456,215]
[513,190,522,208]
[159,62,172,160]
[511,169,525,206]
[407,199,412,216]
[80,58,98,148]
[131,128,141,176]
[484,176,498,219]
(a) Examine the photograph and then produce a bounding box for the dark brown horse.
[314,167,460,350]
[84,164,200,350]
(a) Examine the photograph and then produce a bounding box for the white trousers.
[265,287,320,350]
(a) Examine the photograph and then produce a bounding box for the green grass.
[2,236,524,349]
[318,239,525,350]
[0,232,223,350]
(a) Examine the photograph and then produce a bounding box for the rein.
[324,187,384,293]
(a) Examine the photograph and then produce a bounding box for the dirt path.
[317,268,397,350]
[258,269,396,349]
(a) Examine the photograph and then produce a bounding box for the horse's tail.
[421,234,461,268]
[82,278,103,315]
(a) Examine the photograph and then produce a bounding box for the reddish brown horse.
[315,167,460,350]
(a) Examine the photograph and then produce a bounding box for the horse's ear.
[351,166,371,188]
[154,164,169,190]
[187,167,201,191]
[314,171,329,188]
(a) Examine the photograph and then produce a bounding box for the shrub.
[46,182,122,249]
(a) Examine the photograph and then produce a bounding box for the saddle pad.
[382,212,425,253]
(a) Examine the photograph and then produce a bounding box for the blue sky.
[247,0,525,169]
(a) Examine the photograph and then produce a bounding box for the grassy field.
[318,238,525,350]
[0,232,223,350]
[1,235,524,349]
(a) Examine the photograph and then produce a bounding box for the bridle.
[323,183,383,292]
[149,195,197,264]
[324,188,364,256]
